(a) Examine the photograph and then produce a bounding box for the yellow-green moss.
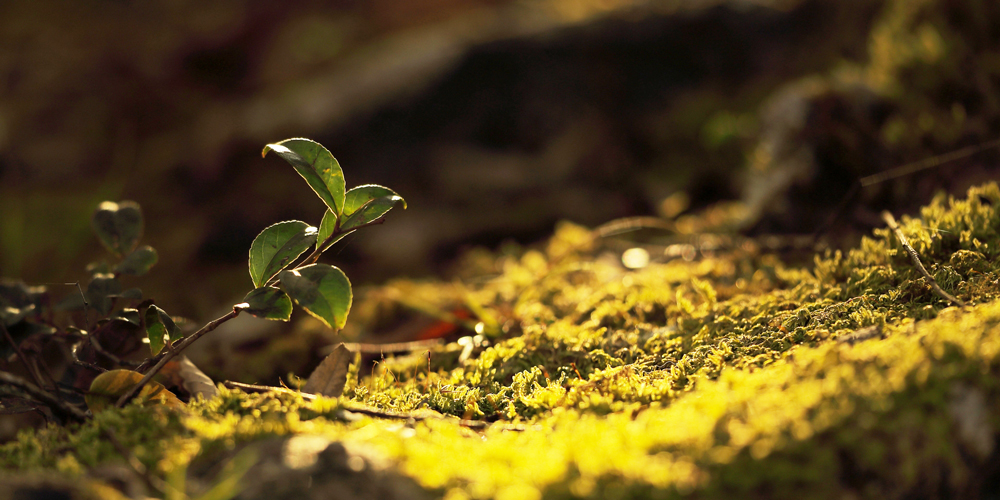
[8,1,1000,495]
[5,183,1000,499]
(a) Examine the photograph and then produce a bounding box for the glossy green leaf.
[343,185,406,216]
[313,185,406,252]
[315,209,350,252]
[340,195,405,232]
[92,201,143,257]
[279,264,352,330]
[242,287,293,321]
[145,305,179,355]
[86,369,183,412]
[114,245,158,276]
[262,138,346,216]
[248,221,318,288]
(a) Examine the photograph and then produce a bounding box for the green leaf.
[340,194,405,232]
[262,138,346,216]
[86,261,112,275]
[86,274,122,316]
[86,369,183,412]
[92,201,143,257]
[145,305,180,355]
[279,264,352,330]
[314,187,405,252]
[248,221,318,288]
[54,292,86,311]
[315,209,350,252]
[113,308,141,326]
[242,287,293,321]
[114,245,158,276]
[343,185,406,216]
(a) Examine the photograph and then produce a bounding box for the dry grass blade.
[881,210,966,308]
[860,138,1000,187]
[339,338,443,355]
[223,380,314,400]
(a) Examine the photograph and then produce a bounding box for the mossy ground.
[6,1,1000,494]
[5,183,1000,499]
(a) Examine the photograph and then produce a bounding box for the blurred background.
[2,0,999,378]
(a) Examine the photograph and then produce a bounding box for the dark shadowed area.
[3,0,999,383]
[0,0,879,309]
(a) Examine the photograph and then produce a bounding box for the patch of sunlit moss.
[5,184,1000,498]
[344,300,1000,498]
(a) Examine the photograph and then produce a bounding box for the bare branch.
[0,370,88,423]
[0,322,49,393]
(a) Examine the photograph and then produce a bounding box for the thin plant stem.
[222,381,314,400]
[0,321,49,393]
[116,305,246,408]
[861,138,1000,188]
[263,215,387,288]
[342,338,443,354]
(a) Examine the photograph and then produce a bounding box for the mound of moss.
[4,183,1000,499]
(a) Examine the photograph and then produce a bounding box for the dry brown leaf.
[177,355,219,400]
[302,343,352,398]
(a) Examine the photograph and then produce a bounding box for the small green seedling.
[63,137,405,410]
[245,138,405,329]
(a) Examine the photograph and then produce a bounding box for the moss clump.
[5,183,1000,499]
[351,184,1000,426]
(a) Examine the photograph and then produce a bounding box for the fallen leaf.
[86,369,184,412]
[302,343,352,398]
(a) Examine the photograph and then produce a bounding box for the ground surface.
[4,183,1000,499]
[5,0,1000,498]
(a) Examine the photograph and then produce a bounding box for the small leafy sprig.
[245,138,406,327]
[0,138,403,419]
[114,138,405,407]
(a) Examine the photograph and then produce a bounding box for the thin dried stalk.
[882,211,966,308]
[116,305,245,408]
